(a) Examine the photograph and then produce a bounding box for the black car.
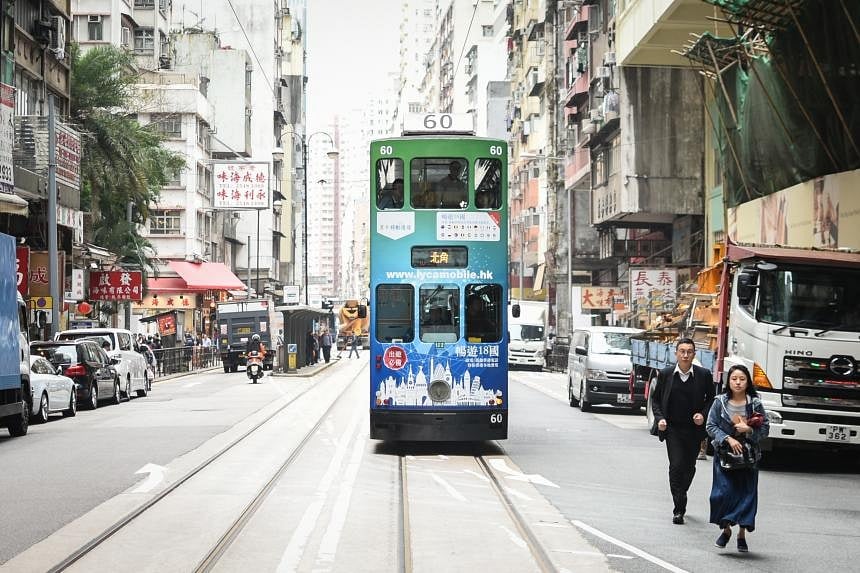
[30,340,120,409]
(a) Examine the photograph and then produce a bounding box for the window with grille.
[149,210,181,235]
[151,114,181,137]
[88,20,103,41]
[134,28,154,53]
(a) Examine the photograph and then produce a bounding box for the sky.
[306,0,402,128]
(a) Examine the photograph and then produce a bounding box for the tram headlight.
[428,379,452,402]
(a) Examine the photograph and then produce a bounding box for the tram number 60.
[379,145,394,155]
[423,113,453,129]
[489,413,504,426]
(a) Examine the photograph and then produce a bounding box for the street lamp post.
[299,131,338,305]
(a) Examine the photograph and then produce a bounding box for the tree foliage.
[70,44,185,273]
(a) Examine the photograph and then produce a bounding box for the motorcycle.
[246,351,264,383]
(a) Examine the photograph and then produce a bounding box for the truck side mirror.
[357,305,367,319]
[737,271,758,305]
[575,345,587,356]
[511,304,520,318]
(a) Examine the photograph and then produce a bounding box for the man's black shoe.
[672,513,685,525]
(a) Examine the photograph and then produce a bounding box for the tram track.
[46,367,362,573]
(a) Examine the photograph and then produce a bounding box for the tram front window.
[465,284,502,342]
[376,158,405,210]
[475,159,502,209]
[410,158,468,209]
[420,284,459,343]
[376,285,415,343]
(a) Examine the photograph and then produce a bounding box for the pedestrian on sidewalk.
[650,337,716,525]
[706,364,769,553]
[305,329,315,366]
[320,328,333,363]
[347,331,360,359]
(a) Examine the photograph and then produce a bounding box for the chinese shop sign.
[88,271,143,301]
[212,162,270,209]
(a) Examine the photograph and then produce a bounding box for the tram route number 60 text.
[489,413,504,427]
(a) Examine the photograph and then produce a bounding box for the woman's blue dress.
[709,456,759,531]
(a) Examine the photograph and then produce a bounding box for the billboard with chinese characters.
[88,271,143,301]
[28,251,65,297]
[1,83,14,193]
[580,286,627,310]
[212,161,270,209]
[16,246,29,295]
[629,268,677,305]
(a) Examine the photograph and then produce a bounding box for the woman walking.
[706,364,769,553]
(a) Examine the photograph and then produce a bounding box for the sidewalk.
[271,355,341,377]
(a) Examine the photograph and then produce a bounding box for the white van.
[55,328,150,399]
[567,326,643,411]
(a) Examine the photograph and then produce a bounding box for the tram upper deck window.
[419,284,459,343]
[410,158,468,209]
[375,284,415,343]
[376,158,405,210]
[465,284,502,343]
[475,159,502,209]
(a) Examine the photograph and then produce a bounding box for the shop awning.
[0,192,29,216]
[147,277,189,293]
[167,261,247,291]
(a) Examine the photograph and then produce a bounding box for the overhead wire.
[225,0,278,100]
[453,1,480,78]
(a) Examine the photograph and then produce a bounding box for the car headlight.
[587,369,608,380]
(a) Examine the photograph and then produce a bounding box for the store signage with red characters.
[383,346,408,370]
[157,312,177,336]
[88,270,143,301]
[15,246,29,295]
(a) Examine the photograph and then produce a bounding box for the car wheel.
[63,390,77,417]
[568,379,579,407]
[36,392,50,424]
[579,381,591,412]
[89,384,98,410]
[137,373,149,397]
[112,380,122,405]
[124,378,132,402]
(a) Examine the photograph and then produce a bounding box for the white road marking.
[572,520,689,573]
[462,469,490,483]
[554,549,634,560]
[533,522,567,528]
[430,471,468,501]
[489,458,560,488]
[500,525,528,549]
[503,487,532,501]
[182,382,201,388]
[277,410,362,573]
[131,463,167,494]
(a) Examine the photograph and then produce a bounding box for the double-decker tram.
[369,113,508,441]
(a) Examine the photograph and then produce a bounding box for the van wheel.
[568,379,579,407]
[112,380,122,405]
[124,378,132,401]
[579,381,592,412]
[137,373,149,397]
[89,384,99,410]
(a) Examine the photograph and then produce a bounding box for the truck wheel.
[579,381,591,412]
[231,364,239,373]
[568,379,579,407]
[35,392,50,424]
[7,393,29,437]
[223,363,230,373]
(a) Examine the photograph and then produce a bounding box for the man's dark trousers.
[665,425,701,515]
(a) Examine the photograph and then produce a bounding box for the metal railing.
[152,347,220,377]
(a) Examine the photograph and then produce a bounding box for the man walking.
[320,328,333,363]
[651,337,716,524]
[347,331,360,359]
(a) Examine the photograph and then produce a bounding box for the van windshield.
[510,324,544,341]
[592,332,633,355]
[57,331,115,350]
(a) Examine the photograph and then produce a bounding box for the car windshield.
[32,344,79,364]
[591,332,633,355]
[510,324,544,341]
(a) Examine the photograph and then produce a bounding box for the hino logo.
[785,350,813,356]
[829,356,855,376]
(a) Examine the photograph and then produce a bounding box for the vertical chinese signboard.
[0,83,14,194]
[212,162,270,209]
[629,268,677,306]
[16,246,29,295]
[28,251,65,297]
[88,271,143,301]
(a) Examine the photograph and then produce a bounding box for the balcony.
[526,67,545,97]
[563,73,589,108]
[564,6,589,41]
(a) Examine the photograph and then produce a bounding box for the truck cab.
[216,299,273,373]
[508,301,547,370]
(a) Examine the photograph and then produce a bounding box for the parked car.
[567,326,644,411]
[55,328,150,398]
[28,355,77,422]
[31,340,120,410]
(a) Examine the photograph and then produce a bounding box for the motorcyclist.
[247,333,267,359]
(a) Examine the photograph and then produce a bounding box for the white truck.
[508,300,547,370]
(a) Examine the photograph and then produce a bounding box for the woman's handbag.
[717,439,761,470]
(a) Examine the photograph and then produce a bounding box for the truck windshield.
[510,324,544,341]
[757,266,860,331]
[592,333,633,355]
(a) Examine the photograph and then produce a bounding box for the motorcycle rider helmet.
[251,334,261,341]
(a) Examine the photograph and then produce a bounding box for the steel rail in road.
[46,370,356,573]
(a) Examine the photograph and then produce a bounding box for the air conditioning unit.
[581,119,596,135]
[598,66,611,79]
[88,15,102,23]
[590,109,603,122]
[604,51,616,66]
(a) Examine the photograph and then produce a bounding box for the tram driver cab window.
[420,284,459,343]
[475,159,502,209]
[465,284,502,342]
[410,158,468,209]
[375,284,415,343]
[376,158,405,210]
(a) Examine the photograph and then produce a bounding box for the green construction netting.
[710,2,860,207]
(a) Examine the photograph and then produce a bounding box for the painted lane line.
[553,549,634,560]
[430,472,467,502]
[183,382,202,388]
[571,520,689,573]
[533,522,567,528]
[489,458,560,488]
[131,463,167,494]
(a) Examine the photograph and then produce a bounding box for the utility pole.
[125,202,132,329]
[47,96,60,338]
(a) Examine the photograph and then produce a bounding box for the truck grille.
[782,356,860,411]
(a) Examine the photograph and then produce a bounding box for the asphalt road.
[508,369,860,573]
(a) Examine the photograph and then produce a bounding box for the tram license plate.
[616,393,632,404]
[825,425,849,442]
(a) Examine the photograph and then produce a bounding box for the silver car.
[29,355,77,422]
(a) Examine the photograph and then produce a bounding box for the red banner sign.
[88,270,143,301]
[157,312,177,336]
[15,246,29,295]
